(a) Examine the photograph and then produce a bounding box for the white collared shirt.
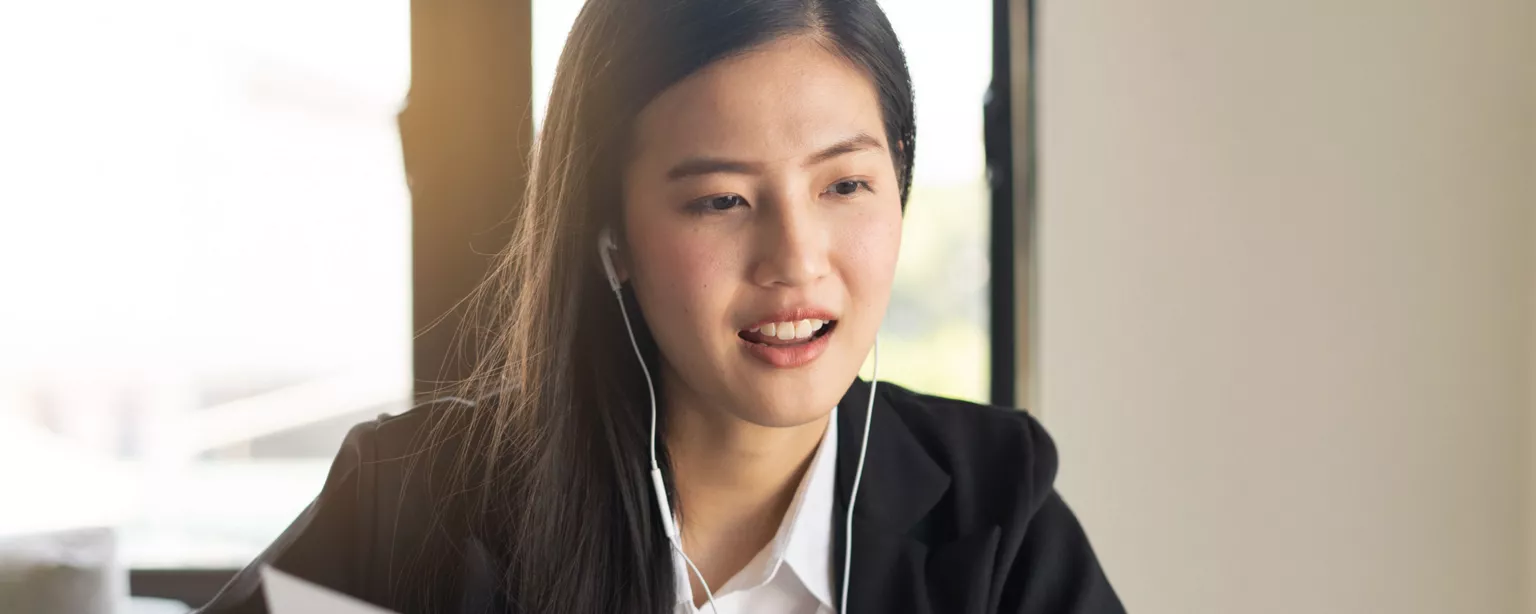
[672,407,838,614]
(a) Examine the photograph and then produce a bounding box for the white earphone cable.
[615,286,722,614]
[614,288,662,471]
[840,338,876,614]
[672,540,721,613]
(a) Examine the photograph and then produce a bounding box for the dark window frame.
[986,0,1033,408]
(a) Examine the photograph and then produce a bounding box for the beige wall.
[1033,0,1535,612]
[1528,135,1535,612]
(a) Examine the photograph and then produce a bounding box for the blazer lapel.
[831,378,1000,614]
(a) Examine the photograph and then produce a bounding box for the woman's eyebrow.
[664,131,885,181]
[666,157,760,181]
[803,131,884,167]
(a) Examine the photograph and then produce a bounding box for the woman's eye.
[686,194,746,215]
[826,179,871,197]
[709,194,744,210]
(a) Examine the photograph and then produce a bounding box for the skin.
[617,34,904,604]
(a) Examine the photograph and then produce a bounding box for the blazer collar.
[834,377,1010,614]
[834,376,951,533]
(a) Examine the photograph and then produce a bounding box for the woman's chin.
[725,385,840,429]
[717,351,866,428]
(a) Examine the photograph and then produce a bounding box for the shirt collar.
[778,405,837,607]
[670,407,839,609]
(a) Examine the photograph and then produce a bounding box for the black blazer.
[197,378,1123,613]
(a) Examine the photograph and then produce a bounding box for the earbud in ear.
[598,227,622,292]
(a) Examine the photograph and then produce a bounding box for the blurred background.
[0,0,1531,613]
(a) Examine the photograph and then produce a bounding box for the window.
[877,0,995,403]
[0,0,413,568]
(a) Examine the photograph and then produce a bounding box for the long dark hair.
[419,1,916,612]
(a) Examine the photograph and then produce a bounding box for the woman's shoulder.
[875,381,1060,506]
[319,394,478,514]
[339,391,506,492]
[194,395,485,613]
[870,383,1124,612]
[356,393,482,454]
[342,392,492,521]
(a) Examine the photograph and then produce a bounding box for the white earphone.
[598,227,877,613]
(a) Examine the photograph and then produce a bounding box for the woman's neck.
[660,370,830,602]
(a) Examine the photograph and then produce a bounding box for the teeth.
[744,318,834,342]
[776,322,796,340]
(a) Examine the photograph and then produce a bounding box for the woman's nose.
[749,195,830,288]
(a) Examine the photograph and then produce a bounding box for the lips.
[735,306,839,368]
[736,320,838,368]
[738,318,834,345]
[739,307,838,333]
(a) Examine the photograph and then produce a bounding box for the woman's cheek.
[842,212,903,303]
[644,234,733,325]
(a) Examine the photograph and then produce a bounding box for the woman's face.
[620,35,904,428]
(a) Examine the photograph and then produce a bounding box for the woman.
[198,0,1122,612]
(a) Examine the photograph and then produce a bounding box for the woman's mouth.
[737,319,837,368]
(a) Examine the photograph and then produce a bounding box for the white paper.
[260,565,398,614]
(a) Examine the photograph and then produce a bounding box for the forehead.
[630,35,887,166]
